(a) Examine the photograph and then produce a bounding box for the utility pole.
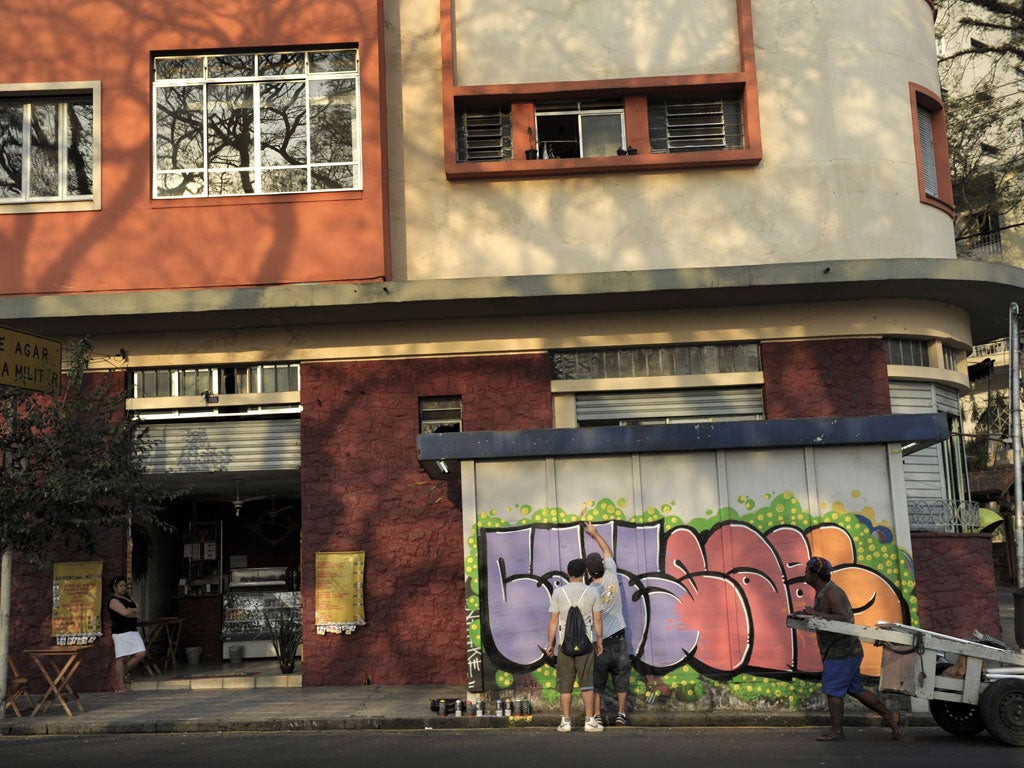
[1013,303,1024,590]
[1011,304,1024,649]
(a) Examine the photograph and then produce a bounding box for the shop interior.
[133,470,301,665]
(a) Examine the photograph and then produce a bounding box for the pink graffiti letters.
[477,519,907,678]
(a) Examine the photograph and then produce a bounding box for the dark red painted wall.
[10,532,126,695]
[299,353,552,686]
[762,338,891,419]
[912,532,1002,639]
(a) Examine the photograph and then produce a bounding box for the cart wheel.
[980,678,1024,747]
[929,699,985,736]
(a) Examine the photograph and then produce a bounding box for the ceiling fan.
[227,480,268,516]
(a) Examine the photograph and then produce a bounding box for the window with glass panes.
[0,91,95,204]
[152,48,360,198]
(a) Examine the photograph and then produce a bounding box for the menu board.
[314,551,365,634]
[51,561,103,644]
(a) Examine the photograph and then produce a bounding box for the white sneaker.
[585,716,604,732]
[557,716,572,732]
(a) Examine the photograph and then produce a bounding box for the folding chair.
[5,657,35,717]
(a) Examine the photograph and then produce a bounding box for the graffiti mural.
[465,491,915,703]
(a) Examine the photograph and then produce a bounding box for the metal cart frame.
[787,615,1024,746]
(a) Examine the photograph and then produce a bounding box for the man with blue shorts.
[799,557,907,741]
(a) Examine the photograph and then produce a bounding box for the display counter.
[221,589,300,660]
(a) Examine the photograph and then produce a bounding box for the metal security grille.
[575,387,764,425]
[648,96,744,153]
[456,106,512,163]
[917,105,938,197]
[552,343,761,380]
[142,418,301,474]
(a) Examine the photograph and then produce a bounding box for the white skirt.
[112,630,146,659]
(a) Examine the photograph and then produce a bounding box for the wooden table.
[23,645,93,717]
[139,617,183,675]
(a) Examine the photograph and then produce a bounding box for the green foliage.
[0,337,174,561]
[938,1,1024,240]
[264,606,302,665]
[963,390,1009,469]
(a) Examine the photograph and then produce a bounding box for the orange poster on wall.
[314,551,365,634]
[52,561,104,644]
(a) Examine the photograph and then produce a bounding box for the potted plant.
[525,126,539,160]
[264,605,302,673]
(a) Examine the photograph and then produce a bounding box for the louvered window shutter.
[917,105,938,198]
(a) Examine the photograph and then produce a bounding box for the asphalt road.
[0,726,1020,768]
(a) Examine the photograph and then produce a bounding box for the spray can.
[454,699,462,717]
[438,698,446,717]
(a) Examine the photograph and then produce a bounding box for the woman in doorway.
[108,576,146,693]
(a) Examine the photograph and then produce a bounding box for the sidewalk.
[4,592,1017,737]
[1,682,853,737]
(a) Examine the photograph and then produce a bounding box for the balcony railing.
[958,231,1002,260]
[907,498,981,533]
[970,338,1010,358]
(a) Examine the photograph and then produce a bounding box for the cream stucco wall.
[95,298,972,372]
[386,0,955,281]
[452,0,740,84]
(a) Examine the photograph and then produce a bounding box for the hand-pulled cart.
[787,615,1024,746]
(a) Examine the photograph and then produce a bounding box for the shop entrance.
[133,470,301,667]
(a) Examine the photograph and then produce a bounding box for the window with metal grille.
[455,106,512,163]
[648,95,744,153]
[884,338,930,367]
[552,343,761,380]
[942,345,959,371]
[419,396,462,434]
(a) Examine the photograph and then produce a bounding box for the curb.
[0,711,898,737]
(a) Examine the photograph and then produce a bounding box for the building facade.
[0,0,1012,701]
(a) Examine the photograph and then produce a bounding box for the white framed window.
[133,363,300,399]
[0,82,100,213]
[152,47,361,198]
[535,100,625,159]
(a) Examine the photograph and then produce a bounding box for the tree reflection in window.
[0,94,93,203]
[153,48,359,198]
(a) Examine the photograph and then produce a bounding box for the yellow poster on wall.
[52,561,104,645]
[314,551,366,634]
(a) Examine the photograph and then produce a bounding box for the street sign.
[0,325,62,394]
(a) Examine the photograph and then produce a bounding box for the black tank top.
[109,595,138,634]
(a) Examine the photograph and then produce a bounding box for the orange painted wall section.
[0,0,389,295]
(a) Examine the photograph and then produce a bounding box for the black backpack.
[559,589,593,657]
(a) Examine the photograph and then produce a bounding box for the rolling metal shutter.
[575,387,763,424]
[142,418,301,474]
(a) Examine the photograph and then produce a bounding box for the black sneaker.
[615,712,628,726]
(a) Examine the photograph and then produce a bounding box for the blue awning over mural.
[417,413,949,477]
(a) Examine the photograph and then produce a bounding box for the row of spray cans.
[430,698,533,717]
